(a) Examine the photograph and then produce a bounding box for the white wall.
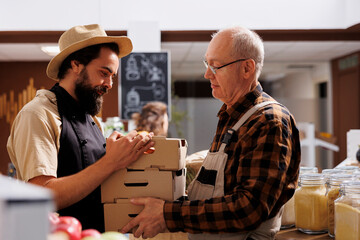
[268,63,333,131]
[268,64,335,169]
[311,63,333,132]
[271,71,316,123]
[345,0,360,27]
[0,0,358,31]
[168,98,223,155]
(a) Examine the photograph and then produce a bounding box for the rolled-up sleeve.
[7,92,61,182]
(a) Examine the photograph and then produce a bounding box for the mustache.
[95,85,109,96]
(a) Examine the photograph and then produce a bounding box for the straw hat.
[46,24,133,80]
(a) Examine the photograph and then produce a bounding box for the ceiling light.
[41,45,60,56]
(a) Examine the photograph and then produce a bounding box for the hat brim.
[46,36,133,80]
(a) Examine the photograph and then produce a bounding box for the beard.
[74,68,108,115]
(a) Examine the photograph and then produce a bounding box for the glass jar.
[322,169,345,189]
[326,174,354,237]
[281,169,308,229]
[104,117,124,138]
[334,182,360,240]
[281,168,318,229]
[281,195,295,229]
[354,172,360,181]
[299,166,318,175]
[294,173,328,234]
[334,166,359,175]
[338,180,354,198]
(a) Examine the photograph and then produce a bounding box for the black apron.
[51,83,106,232]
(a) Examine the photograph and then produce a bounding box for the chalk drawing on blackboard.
[139,58,165,84]
[125,55,141,81]
[123,83,166,119]
[120,52,169,120]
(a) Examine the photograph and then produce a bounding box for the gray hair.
[212,26,264,79]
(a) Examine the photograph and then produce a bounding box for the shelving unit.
[297,122,339,167]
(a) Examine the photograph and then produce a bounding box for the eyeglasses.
[203,58,248,74]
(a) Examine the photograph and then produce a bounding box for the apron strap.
[231,101,279,131]
[219,101,279,151]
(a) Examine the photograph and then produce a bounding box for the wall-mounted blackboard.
[119,52,170,119]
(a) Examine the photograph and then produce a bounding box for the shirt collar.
[217,83,263,119]
[52,83,85,116]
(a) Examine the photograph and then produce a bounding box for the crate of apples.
[48,213,127,240]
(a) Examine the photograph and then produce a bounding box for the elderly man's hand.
[121,197,167,239]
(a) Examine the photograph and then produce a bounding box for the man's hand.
[121,197,167,239]
[104,130,154,171]
[28,132,154,211]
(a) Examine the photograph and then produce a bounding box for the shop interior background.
[0,0,360,174]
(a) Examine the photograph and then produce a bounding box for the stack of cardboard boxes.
[101,136,188,232]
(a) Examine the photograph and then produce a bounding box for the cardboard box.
[104,200,189,236]
[104,199,144,232]
[127,136,187,171]
[101,168,186,203]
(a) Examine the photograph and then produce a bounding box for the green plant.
[170,95,189,138]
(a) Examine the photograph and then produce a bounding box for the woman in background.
[132,101,168,137]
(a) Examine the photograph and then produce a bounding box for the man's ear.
[242,59,256,78]
[70,60,84,74]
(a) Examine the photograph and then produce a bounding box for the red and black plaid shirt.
[164,83,301,234]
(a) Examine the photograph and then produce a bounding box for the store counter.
[276,228,332,240]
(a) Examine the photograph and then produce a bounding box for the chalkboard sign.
[119,52,170,119]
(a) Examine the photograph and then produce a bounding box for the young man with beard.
[7,24,154,232]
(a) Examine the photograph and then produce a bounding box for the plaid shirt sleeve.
[163,100,301,234]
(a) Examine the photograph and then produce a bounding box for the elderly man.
[7,24,154,232]
[122,26,301,240]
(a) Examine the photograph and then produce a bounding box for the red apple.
[54,216,82,240]
[81,229,102,239]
